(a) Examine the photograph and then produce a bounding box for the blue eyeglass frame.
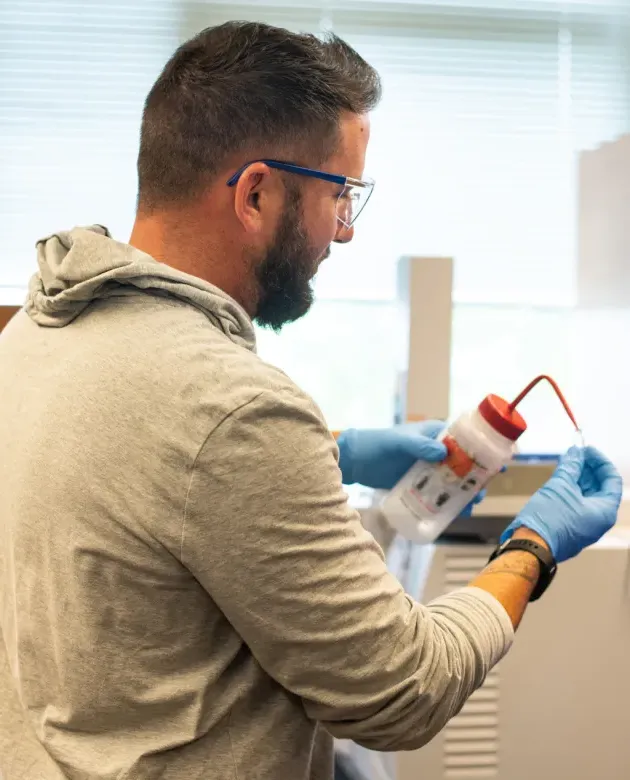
[226,159,372,190]
[226,159,374,228]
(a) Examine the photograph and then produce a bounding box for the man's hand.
[337,421,447,490]
[471,448,621,631]
[501,446,623,563]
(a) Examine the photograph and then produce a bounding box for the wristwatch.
[487,537,558,602]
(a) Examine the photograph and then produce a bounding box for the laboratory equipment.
[381,376,581,545]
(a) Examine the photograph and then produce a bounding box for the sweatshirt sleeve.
[181,387,514,751]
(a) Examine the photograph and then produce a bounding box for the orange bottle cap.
[478,394,527,441]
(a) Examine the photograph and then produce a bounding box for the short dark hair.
[136,21,381,211]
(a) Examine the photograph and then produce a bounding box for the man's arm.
[471,527,547,629]
[182,387,514,752]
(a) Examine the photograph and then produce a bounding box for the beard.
[254,188,321,332]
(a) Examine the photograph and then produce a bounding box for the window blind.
[1,1,628,303]
[0,0,181,292]
[320,3,630,303]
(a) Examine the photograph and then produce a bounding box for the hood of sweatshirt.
[26,225,256,352]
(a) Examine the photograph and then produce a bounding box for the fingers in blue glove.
[473,488,487,505]
[501,444,622,562]
[404,420,446,441]
[555,446,622,505]
[455,489,487,520]
[583,446,623,504]
[578,463,599,497]
[554,446,585,482]
[336,420,449,490]
[397,433,447,464]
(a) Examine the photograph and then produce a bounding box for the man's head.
[134,21,381,329]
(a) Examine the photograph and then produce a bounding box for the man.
[0,21,622,780]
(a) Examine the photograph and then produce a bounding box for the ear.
[232,162,282,234]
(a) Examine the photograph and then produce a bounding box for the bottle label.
[401,435,493,518]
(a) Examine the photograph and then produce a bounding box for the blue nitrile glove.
[337,421,447,490]
[501,446,623,563]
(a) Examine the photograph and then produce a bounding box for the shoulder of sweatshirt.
[84,292,327,436]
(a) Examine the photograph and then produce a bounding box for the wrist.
[490,530,558,603]
[474,549,541,628]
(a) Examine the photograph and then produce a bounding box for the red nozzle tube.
[508,375,581,433]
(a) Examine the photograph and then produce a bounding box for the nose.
[334,222,354,244]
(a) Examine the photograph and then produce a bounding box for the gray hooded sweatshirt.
[0,226,513,780]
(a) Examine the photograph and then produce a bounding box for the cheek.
[308,197,338,248]
[300,189,338,253]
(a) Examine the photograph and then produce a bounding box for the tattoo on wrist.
[483,551,541,585]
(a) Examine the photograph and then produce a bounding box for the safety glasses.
[226,159,375,229]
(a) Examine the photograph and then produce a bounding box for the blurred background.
[2,0,630,471]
